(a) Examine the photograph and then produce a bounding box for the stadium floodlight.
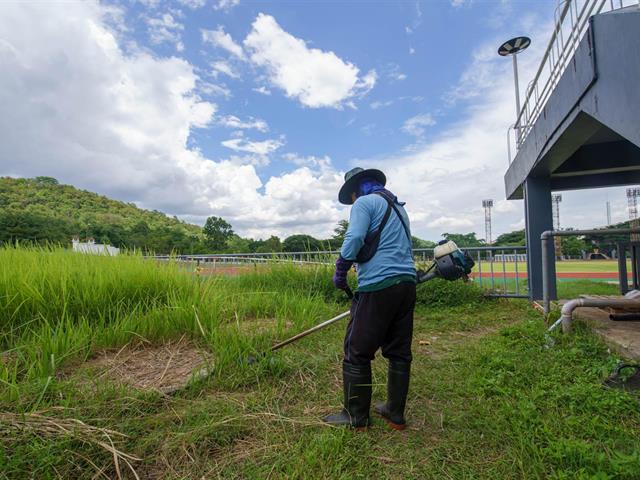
[482,199,494,245]
[551,193,562,230]
[627,188,640,220]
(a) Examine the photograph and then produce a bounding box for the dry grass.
[0,410,141,479]
[62,337,212,394]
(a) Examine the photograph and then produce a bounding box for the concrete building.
[504,4,640,300]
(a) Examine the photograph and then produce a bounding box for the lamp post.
[498,36,531,144]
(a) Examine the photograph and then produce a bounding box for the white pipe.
[548,297,640,334]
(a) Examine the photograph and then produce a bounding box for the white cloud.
[386,63,407,82]
[370,100,394,110]
[493,199,518,214]
[146,13,184,51]
[402,114,436,137]
[409,47,416,55]
[361,124,376,136]
[405,1,423,35]
[218,115,268,132]
[0,1,348,240]
[214,0,240,11]
[201,26,245,59]
[177,0,206,8]
[243,13,376,108]
[282,153,332,169]
[221,137,283,156]
[427,216,474,230]
[226,154,270,167]
[198,81,232,98]
[510,219,526,230]
[138,0,162,8]
[211,60,239,78]
[253,85,271,95]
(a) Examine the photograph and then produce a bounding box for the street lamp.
[498,36,531,138]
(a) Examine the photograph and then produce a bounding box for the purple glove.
[333,255,353,290]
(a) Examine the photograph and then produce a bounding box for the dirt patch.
[65,338,213,394]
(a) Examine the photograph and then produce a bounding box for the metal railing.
[541,227,640,313]
[153,245,530,298]
[507,0,637,162]
[462,246,529,298]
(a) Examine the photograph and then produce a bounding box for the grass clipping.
[1,411,141,479]
[72,337,212,395]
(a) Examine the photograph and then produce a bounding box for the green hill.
[0,176,206,253]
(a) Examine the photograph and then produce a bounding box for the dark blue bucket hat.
[338,167,386,205]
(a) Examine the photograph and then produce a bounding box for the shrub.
[416,278,485,307]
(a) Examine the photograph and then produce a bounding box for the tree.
[203,216,234,251]
[561,236,589,257]
[0,209,71,245]
[583,220,631,254]
[441,232,484,247]
[332,220,349,242]
[412,236,436,249]
[225,235,252,253]
[254,235,282,253]
[283,234,322,252]
[494,230,525,246]
[34,176,59,186]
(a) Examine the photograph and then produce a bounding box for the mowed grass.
[1,247,640,479]
[476,278,621,298]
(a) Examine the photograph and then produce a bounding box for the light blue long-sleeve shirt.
[340,193,416,289]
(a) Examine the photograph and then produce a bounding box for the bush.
[416,278,485,307]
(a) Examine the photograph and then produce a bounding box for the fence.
[153,245,529,298]
[541,228,640,313]
[507,0,639,162]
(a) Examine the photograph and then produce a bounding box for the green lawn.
[474,259,629,274]
[2,248,639,479]
[470,277,621,300]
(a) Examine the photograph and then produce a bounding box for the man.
[322,167,416,431]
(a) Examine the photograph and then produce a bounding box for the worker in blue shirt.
[322,167,416,431]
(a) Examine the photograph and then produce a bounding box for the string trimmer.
[248,241,474,362]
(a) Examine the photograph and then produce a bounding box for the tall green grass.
[0,246,338,402]
[0,246,489,405]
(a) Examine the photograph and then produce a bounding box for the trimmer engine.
[417,240,475,283]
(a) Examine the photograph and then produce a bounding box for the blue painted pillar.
[524,176,557,301]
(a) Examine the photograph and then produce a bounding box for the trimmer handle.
[343,286,354,299]
[417,270,440,284]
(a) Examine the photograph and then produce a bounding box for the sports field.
[474,259,628,274]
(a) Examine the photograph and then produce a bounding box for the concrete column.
[524,176,557,301]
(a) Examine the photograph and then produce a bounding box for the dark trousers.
[343,281,416,365]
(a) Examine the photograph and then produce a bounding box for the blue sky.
[128,0,549,177]
[0,0,630,240]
